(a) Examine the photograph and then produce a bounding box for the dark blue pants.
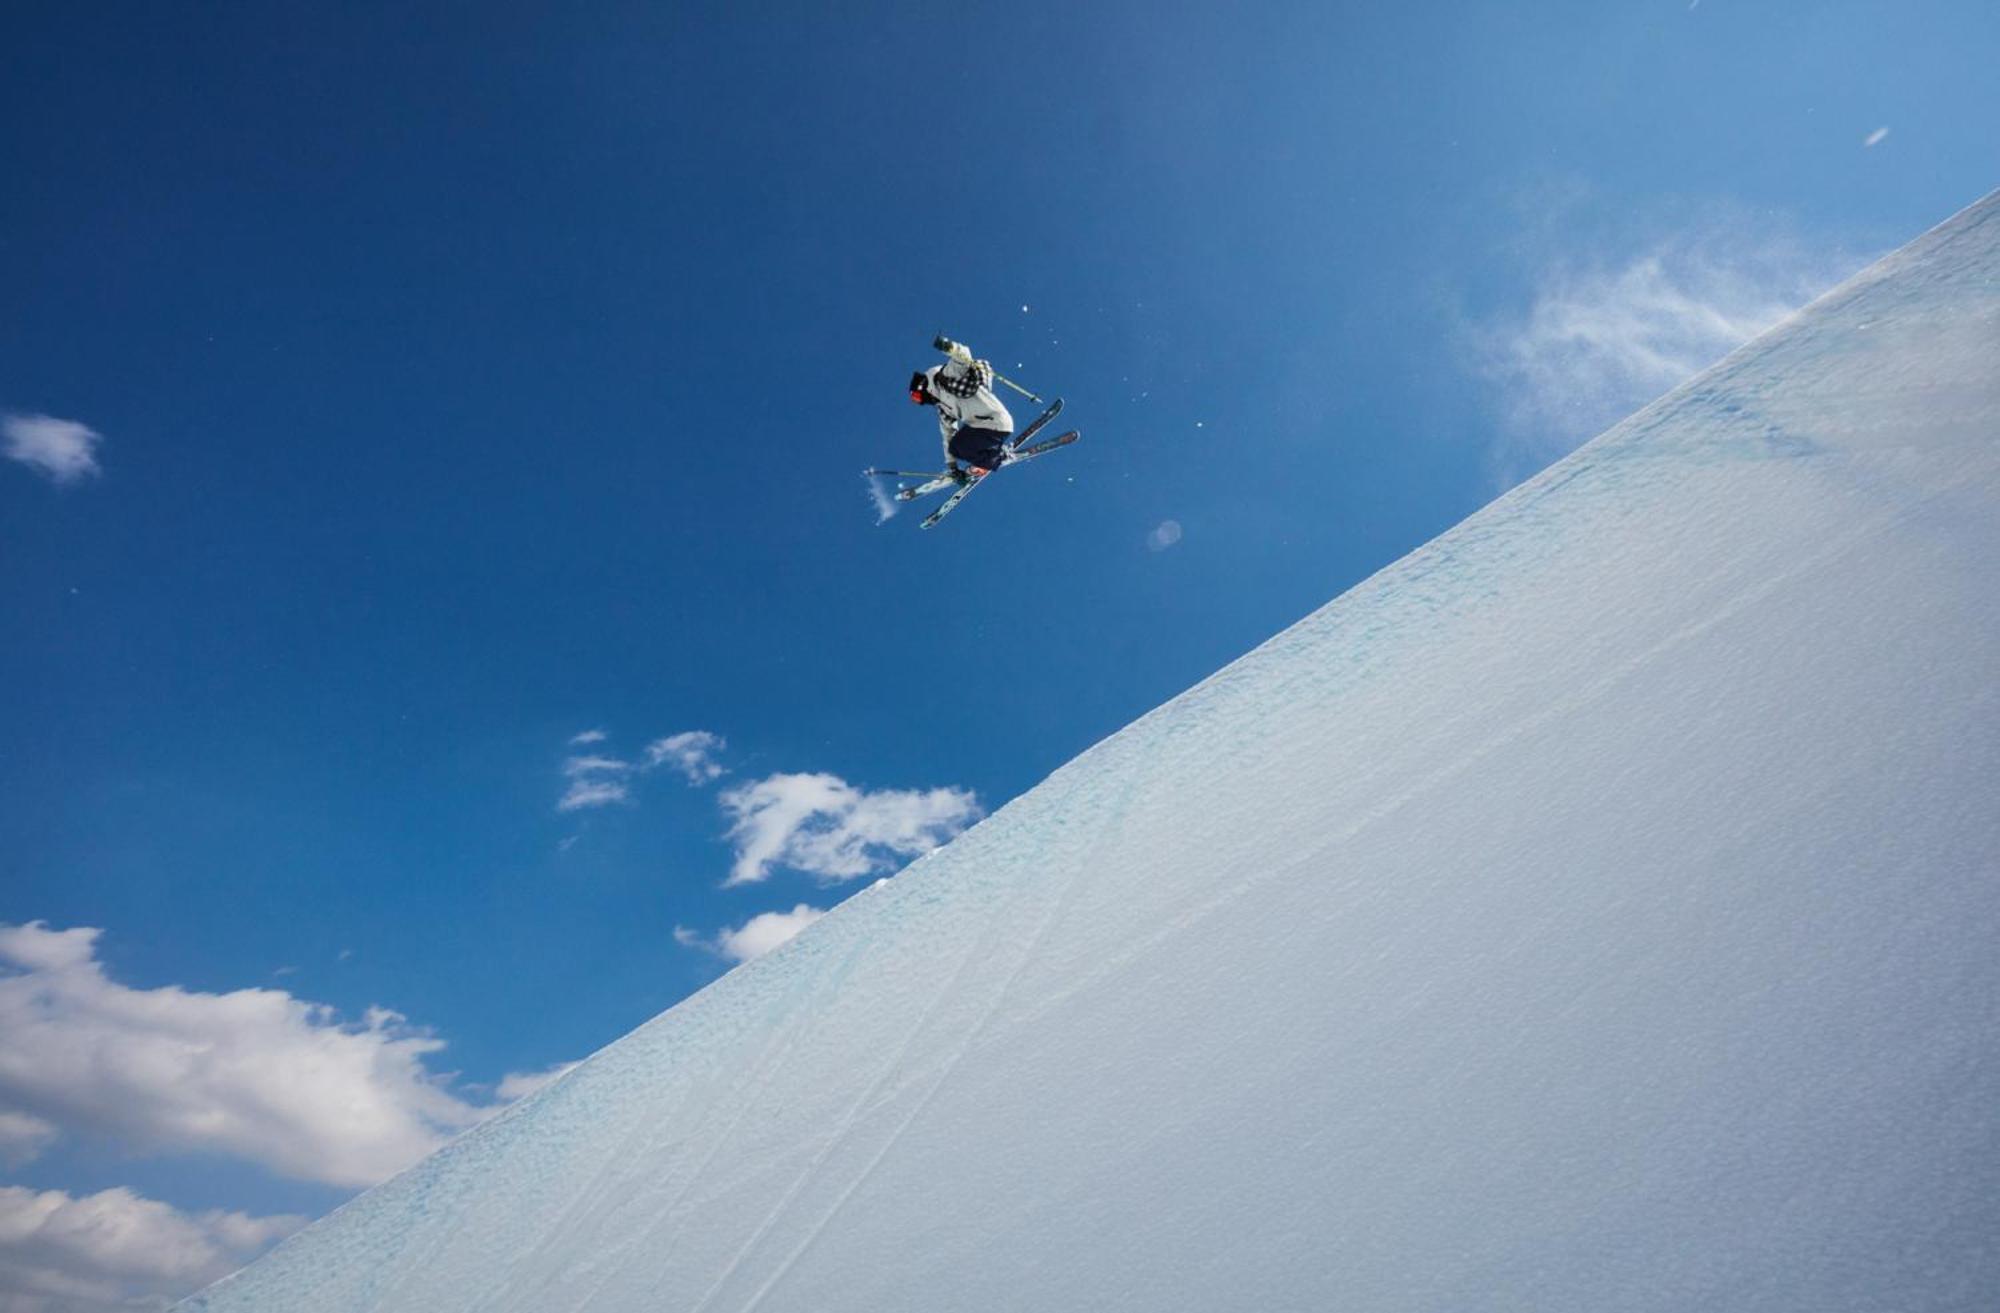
[949,425,1011,471]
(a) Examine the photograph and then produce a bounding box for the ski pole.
[934,335,1044,404]
[991,372,1043,404]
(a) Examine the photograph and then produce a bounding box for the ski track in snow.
[689,891,1000,1313]
[553,961,831,1311]
[735,755,1169,1312]
[1003,477,1922,1046]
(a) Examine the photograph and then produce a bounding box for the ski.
[1009,429,1079,462]
[920,430,1079,529]
[1009,397,1064,448]
[895,472,961,501]
[919,474,983,528]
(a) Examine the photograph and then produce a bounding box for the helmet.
[909,371,932,404]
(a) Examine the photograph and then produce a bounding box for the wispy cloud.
[558,729,728,812]
[2,414,103,485]
[1467,193,1863,482]
[0,921,501,1188]
[558,779,630,812]
[558,750,634,812]
[564,755,632,777]
[1863,126,1890,148]
[719,772,980,886]
[644,731,727,785]
[1147,520,1183,551]
[0,1184,304,1313]
[675,904,828,964]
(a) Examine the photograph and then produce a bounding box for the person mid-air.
[866,336,1078,529]
[909,340,1014,481]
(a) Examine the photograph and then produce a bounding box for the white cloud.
[1471,204,1859,478]
[643,731,726,785]
[494,1062,580,1102]
[0,1111,57,1168]
[2,414,103,486]
[564,728,728,808]
[719,772,981,886]
[557,779,630,811]
[718,906,826,961]
[675,905,828,965]
[0,921,496,1188]
[0,1184,303,1313]
[1863,126,1890,148]
[1487,254,1795,430]
[561,730,727,813]
[558,751,634,812]
[1147,520,1183,552]
[563,755,630,776]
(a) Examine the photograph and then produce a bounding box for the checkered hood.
[934,358,992,400]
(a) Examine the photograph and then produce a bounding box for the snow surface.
[186,193,2000,1311]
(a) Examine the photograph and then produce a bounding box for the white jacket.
[922,359,1014,460]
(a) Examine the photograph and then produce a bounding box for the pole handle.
[933,335,1043,404]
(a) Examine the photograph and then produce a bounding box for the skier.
[909,342,1014,481]
[863,336,1077,527]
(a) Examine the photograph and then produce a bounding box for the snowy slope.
[187,193,2000,1312]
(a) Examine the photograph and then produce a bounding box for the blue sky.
[2,1,1994,1304]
